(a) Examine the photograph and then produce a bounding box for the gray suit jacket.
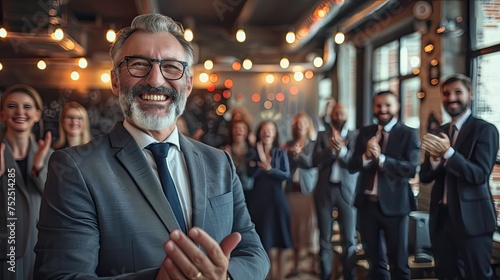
[1,137,51,280]
[312,128,358,204]
[34,122,269,280]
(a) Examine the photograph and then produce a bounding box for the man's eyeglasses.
[116,56,188,81]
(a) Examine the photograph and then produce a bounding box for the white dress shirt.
[124,120,193,229]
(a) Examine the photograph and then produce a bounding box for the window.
[372,32,421,129]
[471,0,500,226]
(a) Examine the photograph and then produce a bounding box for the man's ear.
[111,70,120,97]
[185,75,193,98]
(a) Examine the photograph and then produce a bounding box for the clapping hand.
[329,129,346,152]
[422,132,450,158]
[365,133,382,160]
[156,227,241,280]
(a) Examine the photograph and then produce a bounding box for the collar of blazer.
[443,115,474,150]
[2,138,41,197]
[108,122,208,233]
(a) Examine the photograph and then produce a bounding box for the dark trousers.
[431,204,493,280]
[358,199,410,280]
[314,182,357,280]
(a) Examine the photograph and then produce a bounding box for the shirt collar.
[123,119,181,151]
[379,117,398,132]
[452,108,471,131]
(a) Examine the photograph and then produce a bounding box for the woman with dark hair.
[246,120,292,280]
[0,84,52,280]
[224,119,254,191]
[52,101,91,149]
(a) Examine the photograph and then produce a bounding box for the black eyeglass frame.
[116,56,188,81]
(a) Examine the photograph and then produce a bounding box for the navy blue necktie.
[148,143,187,233]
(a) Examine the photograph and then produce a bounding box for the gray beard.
[119,88,187,131]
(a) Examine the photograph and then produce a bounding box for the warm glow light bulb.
[265,74,275,84]
[53,28,64,40]
[106,29,116,42]
[242,58,252,70]
[37,60,47,70]
[286,31,295,44]
[313,57,323,68]
[204,60,213,70]
[294,71,304,81]
[334,32,345,44]
[0,28,7,38]
[101,73,111,83]
[199,72,209,83]
[236,29,246,42]
[280,58,289,69]
[0,62,3,71]
[184,28,194,42]
[78,57,88,69]
[70,71,80,81]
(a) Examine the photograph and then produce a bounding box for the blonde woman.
[0,84,52,280]
[52,101,91,149]
[283,112,319,277]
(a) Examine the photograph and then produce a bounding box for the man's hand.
[156,227,241,280]
[329,129,345,152]
[365,134,381,160]
[422,132,450,157]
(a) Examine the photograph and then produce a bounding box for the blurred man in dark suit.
[349,91,420,279]
[312,103,359,280]
[420,74,499,279]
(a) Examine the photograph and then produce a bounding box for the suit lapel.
[2,140,30,203]
[179,136,207,230]
[110,123,180,232]
[27,137,44,194]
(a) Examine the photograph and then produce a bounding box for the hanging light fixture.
[286,30,296,44]
[106,27,116,43]
[78,57,88,69]
[334,32,345,44]
[280,58,290,69]
[184,28,194,42]
[242,58,252,70]
[236,29,246,42]
[37,60,47,70]
[0,27,7,38]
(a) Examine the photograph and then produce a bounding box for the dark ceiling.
[0,0,391,89]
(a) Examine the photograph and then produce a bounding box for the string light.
[106,28,116,43]
[0,27,7,38]
[52,27,64,40]
[242,58,252,70]
[280,58,290,69]
[313,57,323,68]
[101,73,111,83]
[37,60,47,70]
[286,31,296,44]
[70,71,80,81]
[236,29,246,42]
[184,28,194,42]
[334,32,345,44]
[204,60,213,70]
[78,57,88,69]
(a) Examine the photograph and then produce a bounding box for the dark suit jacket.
[34,122,269,280]
[420,116,499,237]
[312,127,358,204]
[1,137,51,280]
[349,122,420,216]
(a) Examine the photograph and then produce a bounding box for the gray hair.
[110,13,194,78]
